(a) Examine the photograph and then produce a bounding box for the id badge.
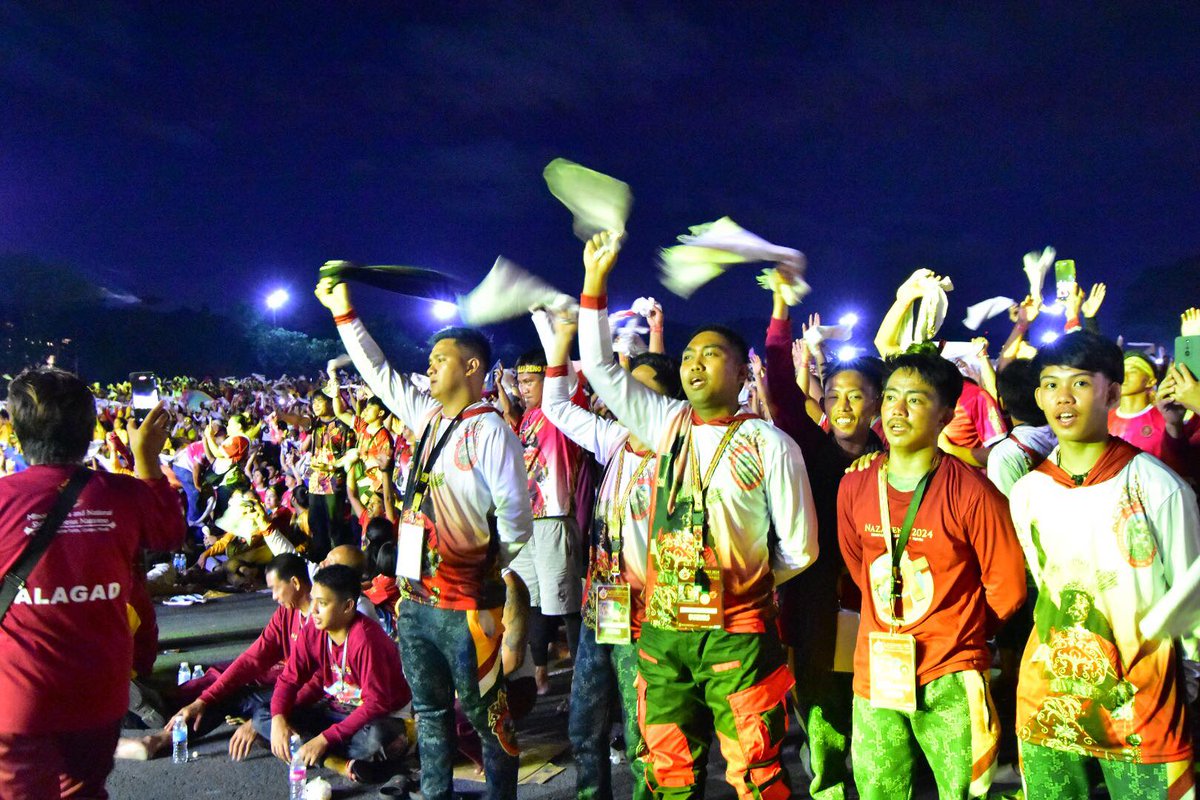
[868,631,917,713]
[594,583,632,645]
[396,519,425,580]
[674,567,724,631]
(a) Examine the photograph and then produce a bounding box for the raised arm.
[874,276,926,357]
[315,277,438,433]
[540,317,626,463]
[578,233,685,447]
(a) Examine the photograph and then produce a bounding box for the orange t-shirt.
[838,455,1027,698]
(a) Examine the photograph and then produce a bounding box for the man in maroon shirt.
[266,564,411,782]
[160,553,315,761]
[0,368,185,799]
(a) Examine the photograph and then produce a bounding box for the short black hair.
[363,396,387,414]
[996,359,1046,426]
[364,517,395,546]
[629,352,684,400]
[1033,331,1123,384]
[8,368,97,465]
[515,348,547,369]
[884,349,964,409]
[265,553,312,587]
[430,326,492,368]
[686,325,749,365]
[824,357,885,396]
[312,563,361,605]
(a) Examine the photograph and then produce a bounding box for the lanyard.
[687,420,746,547]
[402,409,467,514]
[326,632,349,692]
[606,445,654,578]
[876,457,936,631]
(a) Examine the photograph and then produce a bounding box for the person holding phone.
[0,368,185,798]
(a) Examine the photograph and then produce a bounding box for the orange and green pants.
[635,625,793,799]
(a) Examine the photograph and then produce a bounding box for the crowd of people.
[1,232,1199,800]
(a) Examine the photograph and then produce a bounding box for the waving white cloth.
[962,296,1015,331]
[1023,246,1056,304]
[802,322,855,354]
[897,269,954,348]
[659,217,806,298]
[457,257,573,326]
[543,158,632,242]
[938,341,985,383]
[756,267,812,306]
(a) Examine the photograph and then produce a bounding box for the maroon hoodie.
[0,465,185,733]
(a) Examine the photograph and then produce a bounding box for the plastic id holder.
[868,631,917,713]
[396,519,425,580]
[674,567,724,631]
[594,583,632,645]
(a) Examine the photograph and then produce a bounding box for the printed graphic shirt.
[579,295,817,634]
[542,369,655,634]
[519,402,584,519]
[838,455,1027,699]
[271,613,410,747]
[336,314,532,610]
[1108,404,1196,481]
[0,466,185,733]
[307,417,352,495]
[1009,438,1200,763]
[200,604,311,704]
[943,379,1008,451]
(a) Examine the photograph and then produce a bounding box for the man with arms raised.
[315,273,531,800]
[838,348,1026,799]
[578,234,817,799]
[1011,331,1200,798]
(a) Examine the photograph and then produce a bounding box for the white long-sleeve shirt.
[336,314,532,610]
[542,369,653,632]
[578,293,817,633]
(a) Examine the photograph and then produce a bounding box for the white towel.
[1023,246,1056,304]
[659,217,806,298]
[897,269,954,348]
[962,296,1014,331]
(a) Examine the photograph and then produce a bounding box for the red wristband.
[333,309,358,326]
[545,365,568,378]
[580,294,607,310]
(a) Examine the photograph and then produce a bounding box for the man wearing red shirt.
[0,368,185,799]
[838,349,1026,799]
[268,564,411,781]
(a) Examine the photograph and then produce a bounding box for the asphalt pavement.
[108,591,1022,799]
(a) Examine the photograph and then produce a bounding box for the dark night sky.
[2,2,1198,350]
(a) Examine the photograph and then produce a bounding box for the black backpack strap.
[0,467,93,624]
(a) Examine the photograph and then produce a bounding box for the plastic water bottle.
[173,552,186,574]
[191,664,204,681]
[288,734,306,799]
[177,662,191,685]
[171,717,188,764]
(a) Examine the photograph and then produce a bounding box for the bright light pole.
[265,288,289,326]
[431,300,457,322]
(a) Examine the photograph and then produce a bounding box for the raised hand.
[314,274,353,317]
[1182,308,1200,337]
[1081,283,1106,318]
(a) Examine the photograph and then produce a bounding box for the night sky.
[3,2,1198,351]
